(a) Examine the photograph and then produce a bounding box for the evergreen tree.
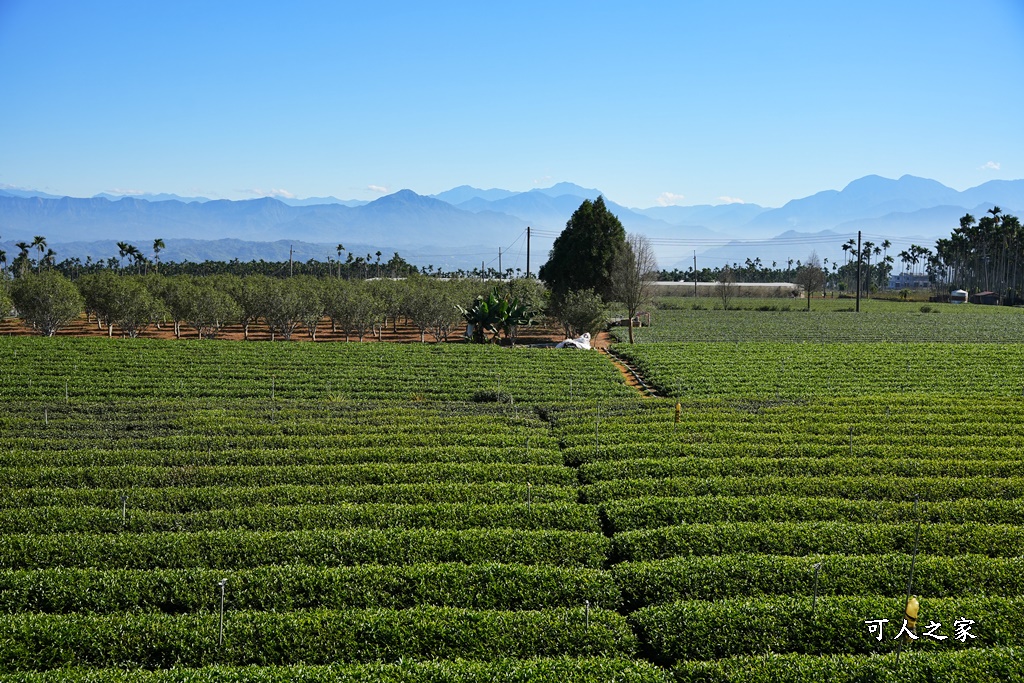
[539,196,626,300]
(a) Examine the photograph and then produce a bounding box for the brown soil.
[0,315,610,347]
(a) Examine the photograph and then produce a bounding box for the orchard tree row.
[0,271,623,343]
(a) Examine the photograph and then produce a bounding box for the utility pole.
[526,227,531,278]
[855,231,862,312]
[693,251,698,298]
[498,248,502,280]
[289,245,294,277]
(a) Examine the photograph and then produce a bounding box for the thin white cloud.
[367,184,389,194]
[718,196,746,204]
[108,188,145,196]
[533,176,553,186]
[657,192,687,206]
[981,161,1001,171]
[242,188,297,199]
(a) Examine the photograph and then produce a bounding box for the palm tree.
[336,244,344,278]
[129,245,145,274]
[898,250,911,275]
[842,238,856,266]
[31,236,47,273]
[861,241,875,298]
[872,246,882,290]
[116,242,133,271]
[14,241,31,277]
[153,238,165,273]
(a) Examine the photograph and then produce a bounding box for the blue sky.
[1,0,1022,209]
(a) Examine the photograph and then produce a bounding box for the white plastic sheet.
[555,332,591,349]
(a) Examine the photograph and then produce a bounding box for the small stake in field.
[849,426,854,457]
[527,482,532,514]
[218,578,228,647]
[65,379,69,403]
[585,600,590,629]
[896,496,922,667]
[120,495,128,525]
[44,408,48,426]
[811,562,822,614]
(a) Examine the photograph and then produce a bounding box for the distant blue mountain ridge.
[0,175,1020,270]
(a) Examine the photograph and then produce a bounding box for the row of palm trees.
[1,235,56,276]
[935,207,1023,301]
[1,235,167,278]
[115,239,165,274]
[838,238,895,294]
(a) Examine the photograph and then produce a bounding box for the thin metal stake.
[896,496,922,667]
[585,600,590,629]
[811,562,822,614]
[527,482,532,514]
[218,578,228,646]
[121,495,128,525]
[44,408,48,425]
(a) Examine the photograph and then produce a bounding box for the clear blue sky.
[2,0,1022,209]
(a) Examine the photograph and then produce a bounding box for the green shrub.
[632,595,1023,662]
[0,564,621,613]
[610,522,1024,563]
[613,554,1024,609]
[0,608,637,670]
[0,529,610,569]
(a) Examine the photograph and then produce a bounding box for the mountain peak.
[531,182,603,200]
[432,185,516,204]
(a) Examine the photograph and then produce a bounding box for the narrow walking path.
[590,332,661,397]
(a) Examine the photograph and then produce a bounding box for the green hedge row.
[0,444,564,467]
[0,608,636,670]
[2,462,575,488]
[631,595,1023,662]
[671,648,1024,682]
[602,496,1024,532]
[2,482,576,510]
[563,441,1024,466]
[0,563,620,613]
[0,529,609,569]
[0,658,673,682]
[580,476,1024,504]
[611,522,1024,562]
[614,554,1024,609]
[578,456,1023,483]
[0,502,599,534]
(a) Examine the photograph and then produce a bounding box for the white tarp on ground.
[556,332,591,349]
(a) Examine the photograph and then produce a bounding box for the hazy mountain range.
[1,175,1021,271]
